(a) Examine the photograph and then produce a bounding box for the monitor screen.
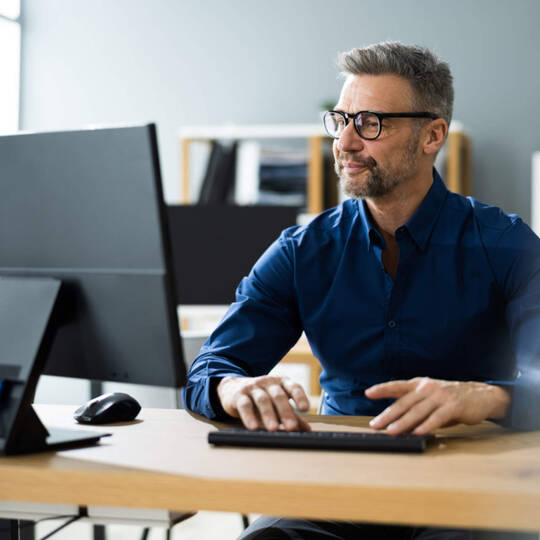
[0,124,185,388]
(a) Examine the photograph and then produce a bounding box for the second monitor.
[0,123,185,389]
[0,124,184,453]
[167,205,299,305]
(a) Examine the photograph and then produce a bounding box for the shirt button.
[388,320,397,328]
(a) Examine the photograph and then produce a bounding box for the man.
[183,42,540,539]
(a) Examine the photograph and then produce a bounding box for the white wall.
[20,0,540,407]
[20,0,540,223]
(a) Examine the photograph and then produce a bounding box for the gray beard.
[337,166,402,199]
[335,134,420,199]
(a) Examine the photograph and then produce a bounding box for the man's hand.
[217,375,311,432]
[365,377,511,435]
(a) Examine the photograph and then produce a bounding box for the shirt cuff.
[484,381,515,428]
[209,377,234,421]
[485,379,540,430]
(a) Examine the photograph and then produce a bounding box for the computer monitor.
[167,205,299,305]
[0,124,185,454]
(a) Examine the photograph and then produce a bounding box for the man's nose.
[336,121,365,153]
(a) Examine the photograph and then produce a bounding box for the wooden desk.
[1,405,539,533]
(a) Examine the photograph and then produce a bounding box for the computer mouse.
[74,392,141,425]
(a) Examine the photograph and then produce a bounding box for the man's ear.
[422,119,448,156]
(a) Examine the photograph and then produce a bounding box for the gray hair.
[338,42,454,127]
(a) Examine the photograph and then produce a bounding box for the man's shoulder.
[446,191,521,233]
[443,193,540,270]
[281,199,358,243]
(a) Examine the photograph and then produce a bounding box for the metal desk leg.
[0,520,33,540]
[93,524,106,540]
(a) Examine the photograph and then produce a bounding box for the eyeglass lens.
[324,111,380,140]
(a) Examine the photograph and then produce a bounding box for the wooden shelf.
[178,123,328,214]
[178,123,472,212]
[445,130,472,196]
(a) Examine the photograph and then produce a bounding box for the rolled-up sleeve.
[182,229,303,419]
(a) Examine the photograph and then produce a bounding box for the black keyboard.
[208,428,434,453]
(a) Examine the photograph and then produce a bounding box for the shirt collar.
[356,198,382,249]
[404,168,448,251]
[355,168,449,251]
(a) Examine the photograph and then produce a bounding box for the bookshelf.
[178,123,472,212]
[178,124,328,214]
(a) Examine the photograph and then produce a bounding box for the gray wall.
[20,0,540,222]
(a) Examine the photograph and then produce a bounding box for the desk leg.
[0,520,33,540]
[9,520,18,540]
[93,524,105,540]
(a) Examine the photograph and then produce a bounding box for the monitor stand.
[0,276,110,455]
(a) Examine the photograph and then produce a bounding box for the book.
[198,141,237,204]
[257,147,307,208]
[234,141,261,205]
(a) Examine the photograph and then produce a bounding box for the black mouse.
[74,392,141,424]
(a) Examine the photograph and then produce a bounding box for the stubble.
[336,131,421,199]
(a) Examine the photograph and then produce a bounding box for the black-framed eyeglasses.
[323,110,439,141]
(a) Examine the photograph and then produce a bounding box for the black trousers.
[238,516,537,540]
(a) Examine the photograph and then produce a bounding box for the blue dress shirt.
[183,170,540,430]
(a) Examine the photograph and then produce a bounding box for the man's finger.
[267,384,303,431]
[295,414,312,432]
[365,380,414,399]
[369,389,426,429]
[236,394,260,431]
[251,388,280,431]
[412,404,454,435]
[282,378,310,412]
[269,379,311,431]
[384,399,439,435]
